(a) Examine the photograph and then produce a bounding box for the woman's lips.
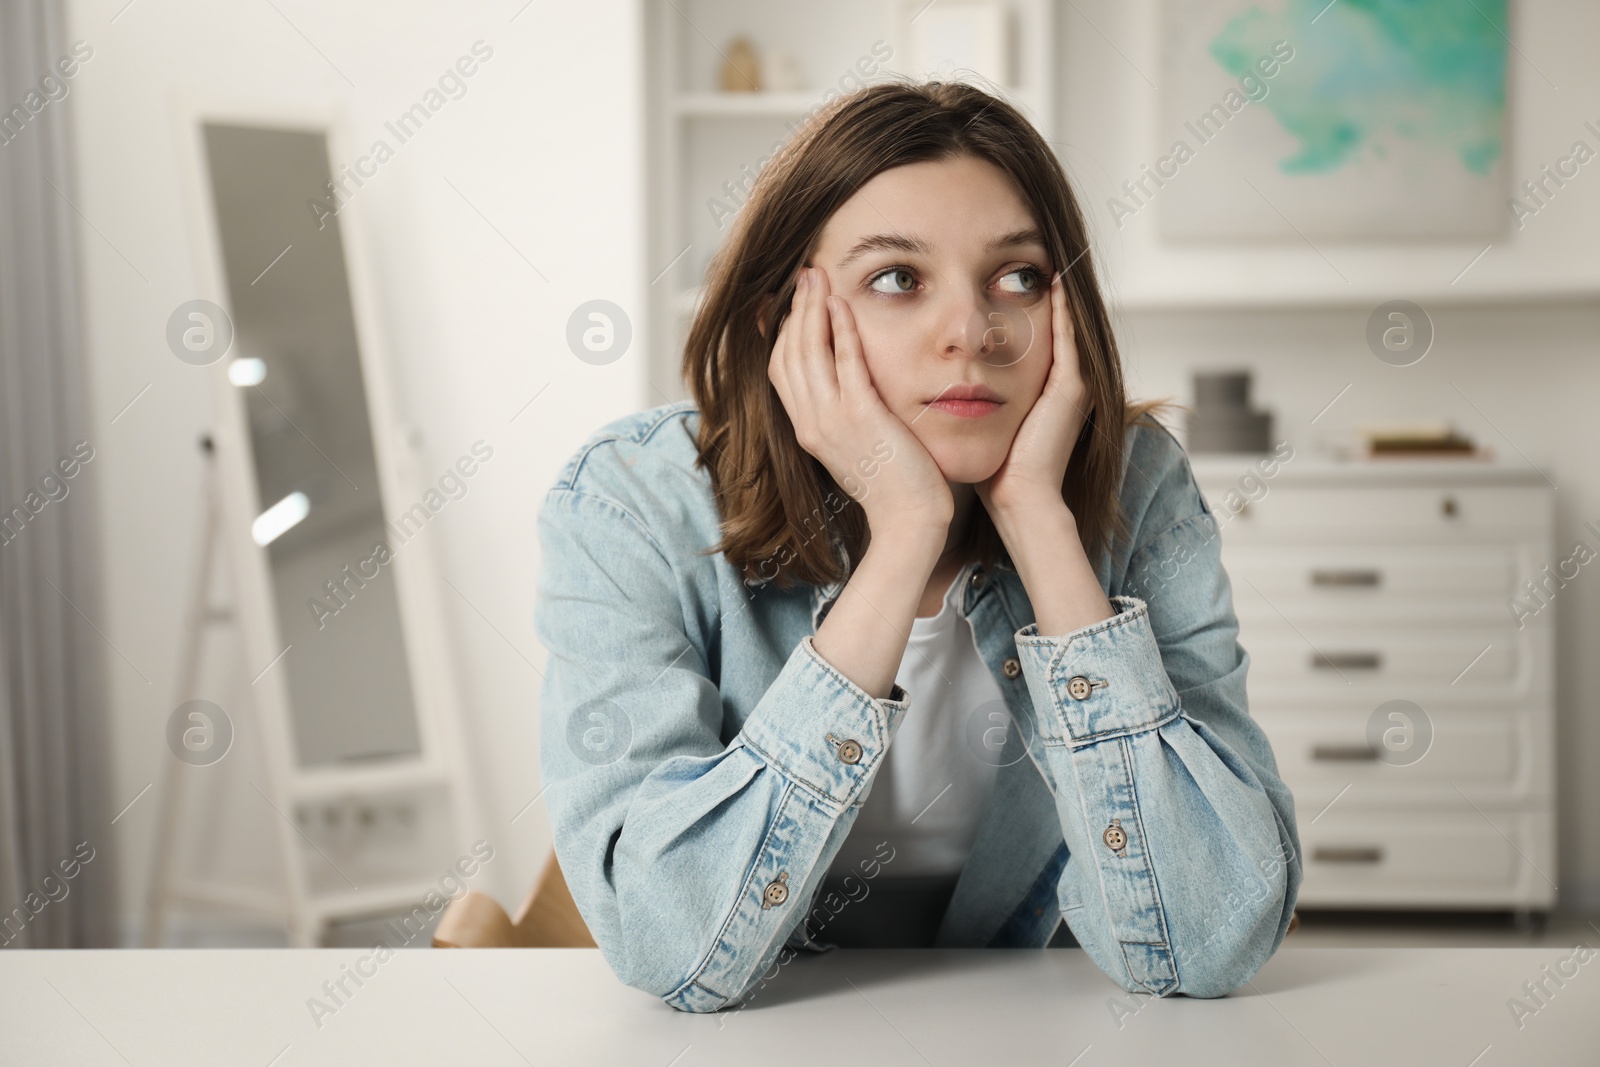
[927,398,1002,418]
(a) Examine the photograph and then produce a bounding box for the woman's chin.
[930,452,1005,486]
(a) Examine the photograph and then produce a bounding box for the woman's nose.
[933,287,988,359]
[934,288,1034,367]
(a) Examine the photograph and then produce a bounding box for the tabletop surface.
[2,946,1595,1065]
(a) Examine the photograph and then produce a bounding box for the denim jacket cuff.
[1014,595,1181,747]
[738,634,910,811]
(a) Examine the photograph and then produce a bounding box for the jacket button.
[762,872,790,908]
[970,567,986,588]
[1002,657,1021,679]
[1067,675,1093,701]
[837,738,863,764]
[1103,820,1127,851]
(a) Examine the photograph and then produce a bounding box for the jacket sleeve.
[535,485,908,1013]
[1010,505,1303,999]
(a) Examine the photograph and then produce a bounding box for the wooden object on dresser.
[1187,451,1557,925]
[433,851,596,948]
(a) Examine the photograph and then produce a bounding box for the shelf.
[169,879,285,916]
[670,91,823,118]
[1187,451,1550,485]
[289,759,451,801]
[1107,277,1600,313]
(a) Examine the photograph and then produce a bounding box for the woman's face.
[807,153,1057,485]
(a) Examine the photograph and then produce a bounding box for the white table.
[2,947,1595,1064]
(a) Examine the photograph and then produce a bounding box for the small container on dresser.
[1188,451,1557,921]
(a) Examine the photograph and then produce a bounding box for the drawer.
[1207,485,1550,542]
[1255,708,1547,801]
[1241,625,1526,694]
[1290,809,1555,909]
[1221,543,1525,623]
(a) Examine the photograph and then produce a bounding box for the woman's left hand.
[975,271,1090,519]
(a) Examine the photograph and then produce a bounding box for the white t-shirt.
[825,569,1006,882]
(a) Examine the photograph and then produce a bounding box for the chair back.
[433,850,596,948]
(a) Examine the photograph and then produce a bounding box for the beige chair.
[433,851,597,948]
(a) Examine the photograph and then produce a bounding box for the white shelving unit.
[643,0,1056,404]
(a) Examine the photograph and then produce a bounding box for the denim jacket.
[536,399,1302,1013]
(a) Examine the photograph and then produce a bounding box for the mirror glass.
[201,123,422,767]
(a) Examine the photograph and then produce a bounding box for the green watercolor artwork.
[1210,0,1506,177]
[1157,0,1510,241]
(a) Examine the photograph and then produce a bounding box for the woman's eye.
[868,268,917,294]
[997,268,1042,294]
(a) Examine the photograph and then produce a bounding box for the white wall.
[67,0,645,939]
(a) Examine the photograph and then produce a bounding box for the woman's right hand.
[768,265,954,537]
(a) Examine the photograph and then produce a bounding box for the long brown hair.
[683,78,1172,592]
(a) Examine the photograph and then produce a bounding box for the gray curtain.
[0,0,117,948]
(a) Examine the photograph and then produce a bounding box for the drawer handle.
[1311,743,1379,761]
[1311,569,1381,588]
[1312,846,1383,864]
[1311,651,1382,671]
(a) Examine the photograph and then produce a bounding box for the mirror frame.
[168,96,481,843]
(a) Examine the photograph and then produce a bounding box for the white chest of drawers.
[1189,452,1557,917]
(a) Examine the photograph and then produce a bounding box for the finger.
[784,269,813,409]
[769,281,804,424]
[799,267,839,403]
[1041,273,1075,398]
[768,316,791,400]
[1052,272,1091,423]
[827,294,874,400]
[767,288,790,383]
[1056,274,1082,380]
[1051,271,1070,369]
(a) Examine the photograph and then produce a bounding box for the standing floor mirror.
[150,106,482,947]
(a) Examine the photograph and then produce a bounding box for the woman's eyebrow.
[987,227,1045,252]
[837,232,930,269]
[836,227,1046,269]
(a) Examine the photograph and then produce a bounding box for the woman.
[536,79,1301,1013]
